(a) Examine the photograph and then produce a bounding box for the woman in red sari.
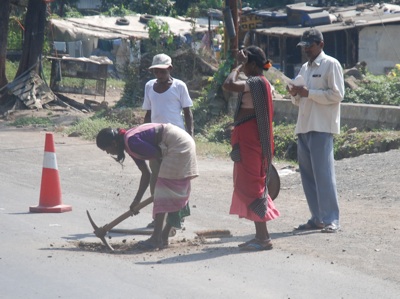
[223,46,280,251]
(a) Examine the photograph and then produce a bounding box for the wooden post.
[229,0,239,62]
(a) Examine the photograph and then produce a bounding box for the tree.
[0,0,11,88]
[15,0,47,78]
[0,0,47,108]
[101,0,172,16]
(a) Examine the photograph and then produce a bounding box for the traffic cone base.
[30,204,72,213]
[30,133,72,213]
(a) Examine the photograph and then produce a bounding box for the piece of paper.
[291,75,305,87]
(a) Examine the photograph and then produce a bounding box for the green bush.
[273,123,296,160]
[118,61,143,108]
[104,5,134,17]
[344,71,400,106]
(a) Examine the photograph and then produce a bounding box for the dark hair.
[245,45,271,71]
[96,127,126,163]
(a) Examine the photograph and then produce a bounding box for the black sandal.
[239,239,273,251]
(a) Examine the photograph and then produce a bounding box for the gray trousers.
[297,131,340,226]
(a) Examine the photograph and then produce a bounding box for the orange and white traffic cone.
[30,133,72,213]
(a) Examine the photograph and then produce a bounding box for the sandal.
[238,238,259,248]
[294,220,324,231]
[239,239,273,251]
[238,237,272,248]
[321,224,340,233]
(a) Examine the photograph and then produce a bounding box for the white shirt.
[142,78,193,130]
[292,51,345,135]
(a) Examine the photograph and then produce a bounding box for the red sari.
[230,76,280,222]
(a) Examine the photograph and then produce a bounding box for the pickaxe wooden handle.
[86,196,154,251]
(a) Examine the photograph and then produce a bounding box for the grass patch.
[195,137,230,159]
[108,78,125,89]
[7,112,400,162]
[65,117,128,140]
[334,128,400,159]
[64,114,231,158]
[8,116,52,127]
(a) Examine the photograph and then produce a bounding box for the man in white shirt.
[287,28,345,233]
[142,53,194,228]
[142,53,193,136]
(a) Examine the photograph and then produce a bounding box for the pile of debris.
[343,61,368,90]
[0,68,98,119]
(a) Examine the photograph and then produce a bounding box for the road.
[1,127,399,299]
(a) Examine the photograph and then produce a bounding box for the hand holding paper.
[287,75,308,98]
[291,75,305,87]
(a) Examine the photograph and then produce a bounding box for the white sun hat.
[149,53,172,69]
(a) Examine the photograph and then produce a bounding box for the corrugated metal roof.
[50,15,207,40]
[286,3,323,13]
[252,10,286,18]
[254,10,400,37]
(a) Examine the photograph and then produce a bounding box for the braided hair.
[245,45,272,71]
[96,127,126,164]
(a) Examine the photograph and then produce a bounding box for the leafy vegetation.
[100,0,173,16]
[103,5,135,17]
[192,56,234,129]
[273,123,297,159]
[146,18,175,52]
[63,6,83,18]
[344,70,400,106]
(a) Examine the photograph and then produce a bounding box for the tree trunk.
[15,0,47,79]
[0,0,11,89]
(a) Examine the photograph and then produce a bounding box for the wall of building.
[359,25,400,75]
[273,99,400,130]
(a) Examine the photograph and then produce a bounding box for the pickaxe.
[86,196,154,251]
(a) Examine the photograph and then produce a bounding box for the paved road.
[1,128,399,299]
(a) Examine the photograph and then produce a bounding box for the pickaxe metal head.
[86,210,115,251]
[85,196,154,252]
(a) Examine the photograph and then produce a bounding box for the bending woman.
[223,45,280,251]
[96,123,198,250]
